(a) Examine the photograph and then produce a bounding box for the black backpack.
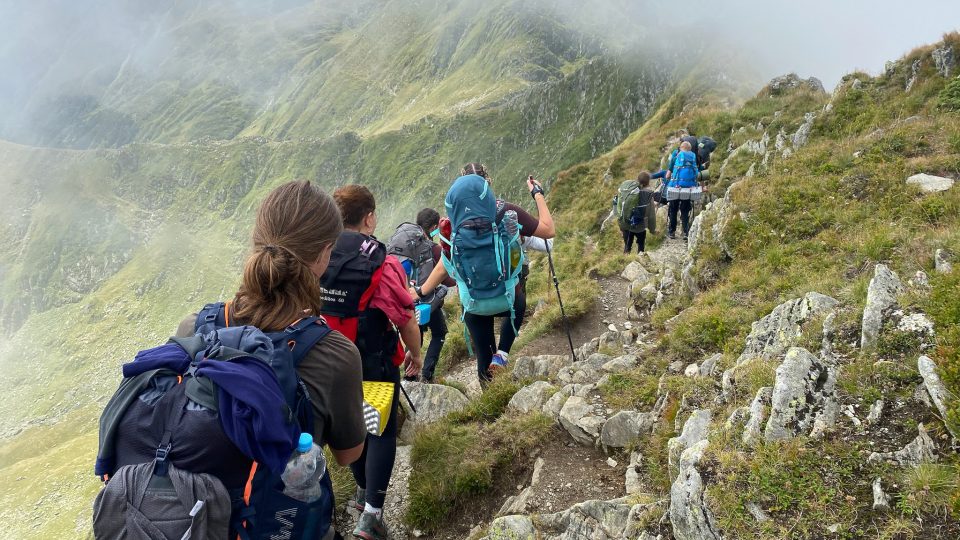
[94,306,335,540]
[697,136,718,170]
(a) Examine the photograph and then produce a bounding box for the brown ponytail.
[232,180,342,331]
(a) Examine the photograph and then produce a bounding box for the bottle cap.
[297,432,313,452]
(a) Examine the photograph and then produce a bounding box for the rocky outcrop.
[534,497,658,540]
[906,173,955,194]
[668,410,712,471]
[508,381,558,415]
[670,440,722,540]
[868,424,937,466]
[513,355,574,381]
[736,292,838,365]
[861,264,903,349]
[767,73,825,95]
[933,45,955,78]
[765,348,837,441]
[918,355,958,439]
[792,112,816,149]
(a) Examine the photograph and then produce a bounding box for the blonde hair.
[233,180,342,331]
[680,141,693,151]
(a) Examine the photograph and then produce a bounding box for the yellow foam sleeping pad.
[362,381,395,435]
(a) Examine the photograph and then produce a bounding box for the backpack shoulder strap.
[283,316,333,366]
[195,302,227,332]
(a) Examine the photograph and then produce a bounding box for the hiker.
[320,184,422,540]
[414,163,555,383]
[614,171,657,253]
[666,140,700,240]
[408,207,456,383]
[94,181,366,540]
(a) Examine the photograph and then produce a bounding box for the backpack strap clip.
[154,432,173,477]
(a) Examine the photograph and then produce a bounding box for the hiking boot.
[348,487,365,512]
[667,232,676,240]
[489,350,509,375]
[353,510,388,540]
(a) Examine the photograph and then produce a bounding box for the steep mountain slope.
[0,3,751,538]
[401,34,960,539]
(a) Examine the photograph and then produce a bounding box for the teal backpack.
[441,174,525,326]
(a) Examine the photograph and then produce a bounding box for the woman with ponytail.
[176,181,367,539]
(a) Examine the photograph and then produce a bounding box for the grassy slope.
[406,35,960,537]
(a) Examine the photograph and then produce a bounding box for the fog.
[0,0,957,144]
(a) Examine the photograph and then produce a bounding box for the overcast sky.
[690,0,960,87]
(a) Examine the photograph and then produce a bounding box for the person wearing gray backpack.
[613,171,657,253]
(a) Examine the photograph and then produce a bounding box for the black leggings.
[668,199,692,235]
[419,308,448,381]
[349,367,399,509]
[463,291,527,382]
[621,229,647,253]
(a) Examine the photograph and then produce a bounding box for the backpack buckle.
[154,442,172,477]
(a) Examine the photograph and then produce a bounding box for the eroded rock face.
[508,381,558,415]
[906,173,955,194]
[765,348,837,441]
[792,112,816,149]
[868,424,937,466]
[861,264,903,350]
[670,440,722,540]
[513,354,574,381]
[736,292,839,365]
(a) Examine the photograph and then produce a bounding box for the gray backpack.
[93,461,231,539]
[386,222,435,285]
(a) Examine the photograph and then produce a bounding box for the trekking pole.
[543,240,578,362]
[398,381,417,415]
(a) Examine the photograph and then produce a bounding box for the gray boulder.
[868,424,937,466]
[768,73,825,95]
[918,355,958,439]
[542,387,572,424]
[906,173,955,194]
[602,354,638,373]
[872,478,891,513]
[668,410,712,471]
[670,440,722,540]
[699,353,722,377]
[861,264,903,350]
[765,348,837,441]
[507,381,557,415]
[601,410,655,448]
[513,354,573,381]
[792,112,817,149]
[559,396,606,446]
[625,451,644,495]
[935,249,954,274]
[622,261,654,283]
[737,292,839,365]
[399,382,470,440]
